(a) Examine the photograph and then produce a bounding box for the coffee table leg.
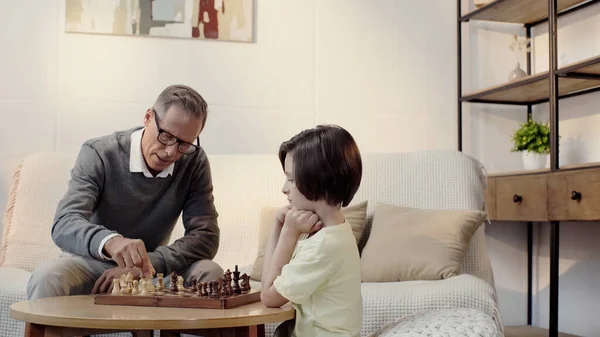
[24,323,45,337]
[243,324,265,337]
[160,331,180,337]
[25,323,153,337]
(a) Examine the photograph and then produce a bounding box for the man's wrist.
[99,233,122,260]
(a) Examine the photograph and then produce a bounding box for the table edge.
[10,303,295,330]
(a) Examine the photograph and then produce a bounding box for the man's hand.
[283,208,323,236]
[103,236,155,278]
[91,267,142,294]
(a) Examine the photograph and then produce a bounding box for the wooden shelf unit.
[461,55,600,105]
[458,1,600,337]
[460,0,595,25]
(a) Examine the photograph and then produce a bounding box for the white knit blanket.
[358,274,503,337]
[368,308,500,337]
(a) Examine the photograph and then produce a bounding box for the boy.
[260,125,363,337]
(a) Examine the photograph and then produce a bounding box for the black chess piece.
[232,265,241,294]
[191,278,198,290]
[240,273,250,292]
[211,281,219,297]
[201,282,208,296]
[208,282,213,297]
[169,272,178,292]
[219,278,227,297]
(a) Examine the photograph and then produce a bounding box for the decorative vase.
[522,151,547,170]
[509,62,527,82]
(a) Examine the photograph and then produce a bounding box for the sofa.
[0,150,503,337]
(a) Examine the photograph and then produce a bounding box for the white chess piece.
[140,279,149,295]
[132,280,139,295]
[112,279,121,295]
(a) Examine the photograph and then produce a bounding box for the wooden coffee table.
[10,295,295,337]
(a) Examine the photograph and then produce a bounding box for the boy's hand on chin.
[283,208,323,235]
[275,204,292,227]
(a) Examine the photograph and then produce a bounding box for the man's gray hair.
[154,84,208,130]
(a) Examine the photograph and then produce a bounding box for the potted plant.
[511,119,550,170]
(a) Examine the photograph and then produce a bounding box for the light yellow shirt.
[273,221,362,337]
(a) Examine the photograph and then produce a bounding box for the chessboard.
[94,265,260,309]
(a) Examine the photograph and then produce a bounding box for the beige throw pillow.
[360,203,486,282]
[250,200,368,281]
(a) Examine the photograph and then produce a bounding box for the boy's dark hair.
[279,125,362,207]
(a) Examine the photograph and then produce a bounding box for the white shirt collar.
[129,127,174,178]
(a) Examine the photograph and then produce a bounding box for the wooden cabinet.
[494,174,548,221]
[548,168,600,221]
[485,167,600,222]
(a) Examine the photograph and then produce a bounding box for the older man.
[27,84,223,299]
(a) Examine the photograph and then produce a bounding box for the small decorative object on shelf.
[508,34,531,81]
[474,0,493,8]
[509,62,527,82]
[511,119,551,170]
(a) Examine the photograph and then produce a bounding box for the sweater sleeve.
[148,150,220,275]
[51,143,117,259]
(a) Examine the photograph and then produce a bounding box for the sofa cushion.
[360,203,486,282]
[249,200,368,281]
[0,154,69,272]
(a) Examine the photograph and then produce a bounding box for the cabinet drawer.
[548,168,600,221]
[495,174,548,221]
[484,177,496,220]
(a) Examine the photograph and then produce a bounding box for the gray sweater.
[51,127,220,275]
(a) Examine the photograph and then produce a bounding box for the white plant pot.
[522,152,547,170]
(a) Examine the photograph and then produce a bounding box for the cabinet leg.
[549,221,560,337]
[527,221,533,326]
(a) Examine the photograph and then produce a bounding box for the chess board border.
[94,289,262,309]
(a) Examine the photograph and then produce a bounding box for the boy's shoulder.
[297,222,356,257]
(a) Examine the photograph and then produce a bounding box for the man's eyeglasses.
[152,109,200,155]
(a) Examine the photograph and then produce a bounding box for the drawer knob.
[571,191,582,201]
[513,194,522,203]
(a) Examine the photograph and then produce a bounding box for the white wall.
[0,0,457,217]
[462,1,600,336]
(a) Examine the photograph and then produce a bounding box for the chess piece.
[219,278,226,297]
[201,282,208,296]
[191,278,198,291]
[177,276,185,292]
[156,273,164,291]
[112,279,121,295]
[132,280,139,295]
[224,270,233,295]
[170,272,178,292]
[208,282,214,297]
[211,281,219,297]
[240,273,250,292]
[232,265,241,294]
[120,274,128,288]
[140,279,149,295]
[146,278,156,292]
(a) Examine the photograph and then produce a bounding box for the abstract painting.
[65,0,254,43]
